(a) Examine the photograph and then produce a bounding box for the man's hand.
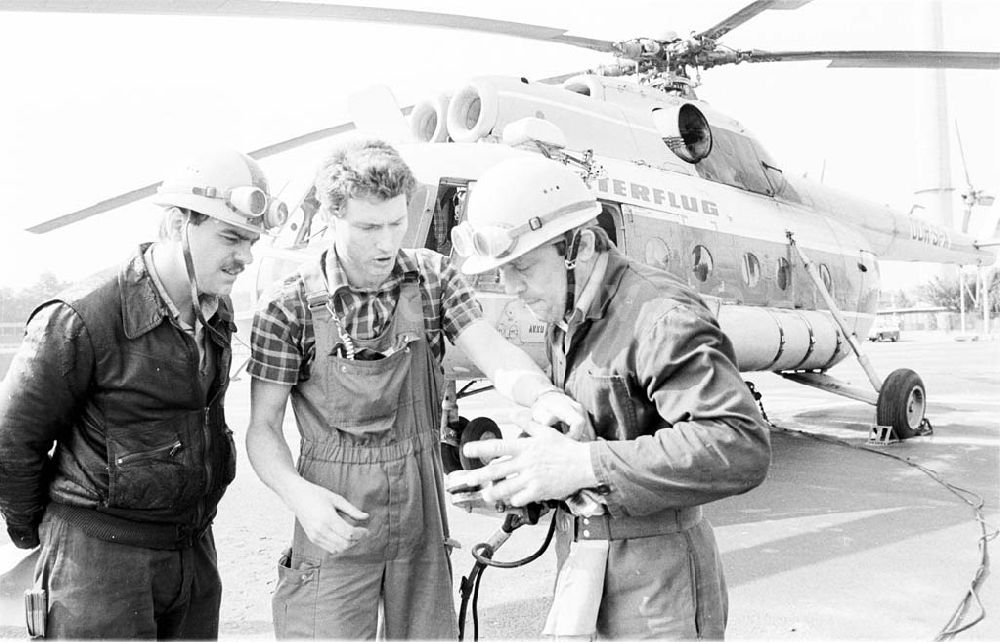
[532,390,595,441]
[286,480,370,555]
[461,421,598,507]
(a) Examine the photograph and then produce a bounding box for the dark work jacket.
[548,247,771,518]
[0,244,237,549]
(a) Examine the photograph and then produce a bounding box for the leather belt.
[572,505,702,541]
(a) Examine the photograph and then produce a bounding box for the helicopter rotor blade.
[26,184,162,234]
[25,118,370,234]
[954,121,973,189]
[245,119,368,163]
[0,1,617,53]
[742,49,1000,69]
[695,0,814,42]
[16,2,999,232]
[955,121,973,232]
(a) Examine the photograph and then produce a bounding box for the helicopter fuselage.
[249,73,993,382]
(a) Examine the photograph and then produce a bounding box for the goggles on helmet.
[186,185,288,230]
[451,199,597,260]
[157,183,287,231]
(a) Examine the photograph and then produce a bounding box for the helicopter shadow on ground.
[706,401,998,590]
[787,399,999,497]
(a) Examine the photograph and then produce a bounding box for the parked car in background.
[869,317,901,342]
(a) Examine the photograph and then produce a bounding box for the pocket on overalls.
[272,548,320,639]
[323,338,417,437]
[608,533,699,639]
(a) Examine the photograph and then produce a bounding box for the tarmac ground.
[1,331,997,640]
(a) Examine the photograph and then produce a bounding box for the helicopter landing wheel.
[876,368,926,440]
[459,417,503,470]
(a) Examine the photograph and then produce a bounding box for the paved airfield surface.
[1,332,997,640]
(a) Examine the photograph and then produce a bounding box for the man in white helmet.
[245,138,588,639]
[0,148,282,638]
[455,155,771,639]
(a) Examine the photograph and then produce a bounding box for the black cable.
[458,510,559,639]
[457,563,484,641]
[745,381,771,425]
[472,563,485,641]
[471,514,557,568]
[457,381,494,398]
[751,383,996,640]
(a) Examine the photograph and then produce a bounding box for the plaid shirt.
[248,248,483,385]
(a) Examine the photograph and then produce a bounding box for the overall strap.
[300,259,332,321]
[298,258,347,358]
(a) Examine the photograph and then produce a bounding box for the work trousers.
[34,511,222,639]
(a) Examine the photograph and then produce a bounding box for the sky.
[0,0,997,291]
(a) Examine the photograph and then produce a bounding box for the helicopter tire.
[876,368,926,440]
[458,416,503,470]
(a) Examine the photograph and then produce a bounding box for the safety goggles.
[189,185,288,230]
[451,220,524,259]
[451,200,596,259]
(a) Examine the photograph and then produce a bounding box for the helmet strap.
[562,229,584,320]
[180,215,226,348]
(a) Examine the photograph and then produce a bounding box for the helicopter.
[7,0,999,458]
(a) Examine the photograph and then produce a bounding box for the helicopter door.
[596,200,624,250]
[422,179,506,292]
[620,202,688,282]
[420,179,469,256]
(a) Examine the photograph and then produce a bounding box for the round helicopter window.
[819,263,834,295]
[644,237,669,270]
[776,257,791,291]
[692,245,713,282]
[741,252,760,287]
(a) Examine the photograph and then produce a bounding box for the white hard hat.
[153,148,287,235]
[454,156,601,274]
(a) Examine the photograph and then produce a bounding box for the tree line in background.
[883,271,1000,314]
[0,273,73,325]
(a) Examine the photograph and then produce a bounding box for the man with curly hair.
[245,138,587,639]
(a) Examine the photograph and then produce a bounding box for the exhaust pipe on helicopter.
[651,103,713,163]
[563,74,605,99]
[410,93,451,143]
[446,81,500,142]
